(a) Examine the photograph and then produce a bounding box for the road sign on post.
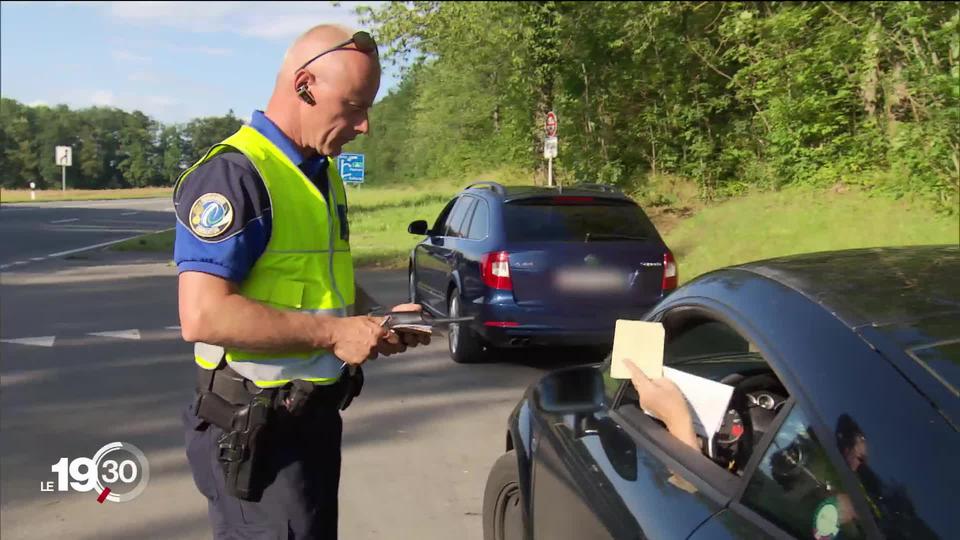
[545,111,558,138]
[543,136,558,159]
[55,146,72,191]
[337,153,365,184]
[544,111,558,186]
[56,146,72,167]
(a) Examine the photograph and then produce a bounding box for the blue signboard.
[337,153,365,184]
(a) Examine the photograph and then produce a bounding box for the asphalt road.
[0,198,174,269]
[0,198,601,539]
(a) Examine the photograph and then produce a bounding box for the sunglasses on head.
[295,31,377,73]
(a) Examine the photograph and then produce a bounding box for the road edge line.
[46,227,175,258]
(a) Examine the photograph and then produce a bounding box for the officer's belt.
[197,363,349,410]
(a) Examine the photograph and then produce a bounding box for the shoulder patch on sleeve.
[189,193,234,238]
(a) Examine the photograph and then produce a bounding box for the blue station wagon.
[407,182,677,363]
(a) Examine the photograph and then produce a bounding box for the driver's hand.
[625,359,699,450]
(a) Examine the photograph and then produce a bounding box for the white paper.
[651,367,734,455]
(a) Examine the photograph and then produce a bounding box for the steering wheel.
[713,372,787,473]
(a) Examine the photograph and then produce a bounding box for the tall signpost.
[544,111,558,187]
[55,146,72,191]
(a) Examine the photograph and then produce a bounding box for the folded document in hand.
[655,368,734,455]
[390,323,432,335]
[383,311,472,336]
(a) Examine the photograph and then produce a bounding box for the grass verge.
[0,187,173,203]
[664,185,959,284]
[107,175,958,277]
[110,229,176,253]
[107,167,532,266]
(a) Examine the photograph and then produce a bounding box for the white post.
[61,166,66,191]
[548,157,553,187]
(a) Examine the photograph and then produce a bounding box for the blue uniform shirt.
[173,111,330,282]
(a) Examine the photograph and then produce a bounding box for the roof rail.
[465,181,507,195]
[571,183,620,193]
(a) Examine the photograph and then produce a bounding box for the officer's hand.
[386,303,431,348]
[329,316,388,366]
[375,330,406,357]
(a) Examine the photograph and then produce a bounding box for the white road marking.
[87,329,141,340]
[30,257,46,261]
[121,211,139,216]
[45,227,174,258]
[0,336,56,347]
[10,261,27,266]
[50,218,79,224]
[1,324,181,347]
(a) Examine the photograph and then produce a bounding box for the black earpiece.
[297,83,316,106]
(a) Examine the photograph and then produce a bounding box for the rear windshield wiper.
[585,233,648,242]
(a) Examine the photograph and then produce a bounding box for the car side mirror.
[533,365,606,415]
[408,220,429,235]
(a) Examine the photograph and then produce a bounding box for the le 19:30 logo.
[41,442,150,503]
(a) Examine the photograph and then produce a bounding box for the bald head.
[265,24,381,157]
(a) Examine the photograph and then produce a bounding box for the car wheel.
[483,450,524,540]
[448,288,484,363]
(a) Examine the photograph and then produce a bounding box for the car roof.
[464,183,634,203]
[734,245,960,421]
[733,245,960,331]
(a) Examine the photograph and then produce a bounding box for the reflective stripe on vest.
[176,125,355,388]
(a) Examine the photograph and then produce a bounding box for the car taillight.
[662,251,678,291]
[481,251,513,290]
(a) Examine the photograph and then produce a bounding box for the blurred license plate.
[554,268,628,292]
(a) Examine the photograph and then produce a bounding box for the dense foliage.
[0,98,242,189]
[351,1,958,211]
[2,2,956,213]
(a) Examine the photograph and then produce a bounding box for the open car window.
[611,311,791,480]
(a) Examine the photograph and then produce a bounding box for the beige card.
[611,320,665,380]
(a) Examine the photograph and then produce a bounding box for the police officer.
[176,25,427,539]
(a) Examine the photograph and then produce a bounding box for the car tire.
[482,450,524,540]
[448,288,484,363]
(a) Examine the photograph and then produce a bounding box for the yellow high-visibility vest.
[176,125,354,387]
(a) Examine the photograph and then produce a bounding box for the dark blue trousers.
[183,398,343,539]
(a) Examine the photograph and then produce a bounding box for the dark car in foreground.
[482,245,959,540]
[407,181,676,363]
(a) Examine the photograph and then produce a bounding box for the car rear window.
[503,198,660,242]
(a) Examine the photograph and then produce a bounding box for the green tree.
[117,111,159,187]
[158,125,187,185]
[183,111,244,163]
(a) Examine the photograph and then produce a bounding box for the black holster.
[217,391,274,502]
[194,388,275,502]
[192,362,364,502]
[194,363,277,502]
[338,365,364,411]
